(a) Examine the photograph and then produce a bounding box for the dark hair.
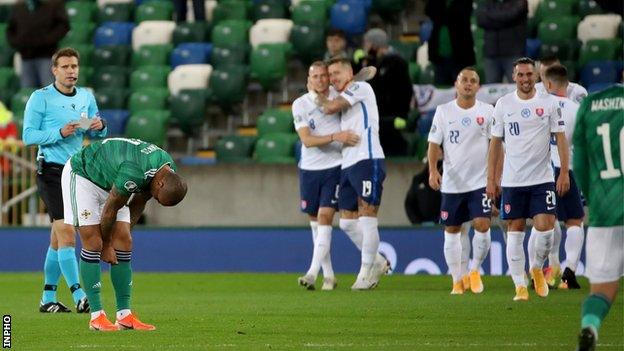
[544,64,568,85]
[539,55,560,67]
[513,57,535,68]
[52,47,80,67]
[326,28,346,39]
[160,171,188,206]
[327,57,351,68]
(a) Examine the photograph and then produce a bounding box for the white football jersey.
[535,81,588,103]
[428,99,494,193]
[491,90,566,187]
[292,91,342,170]
[549,95,579,169]
[339,81,385,168]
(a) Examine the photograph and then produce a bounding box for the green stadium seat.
[256,108,294,136]
[209,64,248,108]
[389,40,418,61]
[135,1,174,22]
[419,64,435,85]
[579,0,603,17]
[250,43,288,90]
[92,46,131,67]
[255,133,298,164]
[129,65,171,91]
[172,22,210,46]
[290,24,325,64]
[128,88,169,113]
[125,109,170,146]
[169,89,207,135]
[10,88,36,114]
[71,44,94,67]
[0,47,15,68]
[210,45,247,68]
[66,1,97,23]
[76,66,93,87]
[408,62,420,84]
[0,24,7,48]
[212,0,249,24]
[92,66,128,89]
[536,0,577,21]
[253,0,288,21]
[538,16,580,44]
[539,40,580,61]
[211,20,252,48]
[132,44,172,67]
[560,60,578,81]
[60,22,96,46]
[579,39,623,66]
[216,134,257,163]
[98,3,134,23]
[95,87,128,110]
[292,0,327,26]
[0,68,20,93]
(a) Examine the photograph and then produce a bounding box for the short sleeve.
[292,99,308,131]
[491,98,505,138]
[427,107,444,145]
[340,82,369,106]
[550,102,566,133]
[113,161,148,197]
[485,104,495,138]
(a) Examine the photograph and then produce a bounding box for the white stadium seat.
[168,64,213,96]
[417,42,429,70]
[527,0,542,18]
[249,19,294,48]
[577,14,622,43]
[132,20,176,51]
[97,0,133,9]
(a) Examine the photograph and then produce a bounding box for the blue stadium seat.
[170,43,213,68]
[420,20,432,43]
[99,109,130,135]
[525,38,542,60]
[338,0,372,12]
[580,60,619,87]
[330,2,367,36]
[94,22,134,48]
[587,82,615,93]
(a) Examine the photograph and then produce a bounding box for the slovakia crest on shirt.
[476,116,484,125]
[504,204,511,214]
[440,211,448,220]
[535,108,544,117]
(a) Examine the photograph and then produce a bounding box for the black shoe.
[561,267,581,289]
[76,296,90,313]
[39,301,72,313]
[577,327,596,351]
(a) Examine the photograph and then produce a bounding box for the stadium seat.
[128,87,168,113]
[98,2,134,23]
[253,0,288,21]
[76,66,93,87]
[124,109,170,146]
[525,38,541,60]
[0,47,14,68]
[290,24,325,64]
[66,1,97,23]
[256,108,294,136]
[167,64,213,96]
[580,60,619,86]
[70,44,93,67]
[560,60,578,81]
[579,39,623,66]
[249,19,294,49]
[577,14,622,43]
[539,40,580,61]
[416,42,429,70]
[535,0,576,22]
[91,66,128,89]
[170,43,213,68]
[209,64,247,108]
[132,20,176,51]
[169,89,208,135]
[579,0,603,17]
[212,0,248,24]
[538,16,580,44]
[210,45,247,68]
[330,2,367,36]
[390,40,418,61]
[408,62,420,84]
[92,45,131,67]
[0,24,6,48]
[0,68,20,93]
[216,134,256,163]
[99,109,130,135]
[587,82,614,93]
[172,22,210,46]
[419,20,432,43]
[255,133,298,164]
[61,22,97,46]
[93,22,134,48]
[291,0,327,26]
[95,87,128,109]
[10,88,35,114]
[419,63,435,85]
[250,44,288,90]
[211,20,252,49]
[132,44,172,67]
[135,0,174,22]
[130,65,170,91]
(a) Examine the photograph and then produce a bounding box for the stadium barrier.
[0,227,585,275]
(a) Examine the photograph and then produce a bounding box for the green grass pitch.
[0,273,622,350]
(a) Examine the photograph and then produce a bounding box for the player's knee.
[473,219,490,233]
[444,226,462,234]
[566,219,583,228]
[339,218,356,232]
[317,208,334,225]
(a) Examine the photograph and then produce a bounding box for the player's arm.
[317,94,352,115]
[127,191,152,227]
[100,186,130,247]
[22,93,76,145]
[487,137,503,200]
[554,131,570,196]
[296,126,359,147]
[427,142,442,191]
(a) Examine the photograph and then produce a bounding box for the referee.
[22,47,107,313]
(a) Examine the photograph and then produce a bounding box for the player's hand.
[428,170,441,191]
[491,204,500,217]
[101,245,118,265]
[89,117,104,131]
[60,122,80,138]
[556,171,570,196]
[333,131,360,146]
[486,180,500,201]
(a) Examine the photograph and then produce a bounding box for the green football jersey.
[572,85,624,227]
[71,138,177,197]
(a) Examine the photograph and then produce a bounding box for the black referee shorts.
[36,161,65,222]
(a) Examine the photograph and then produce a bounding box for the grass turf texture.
[0,273,622,350]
